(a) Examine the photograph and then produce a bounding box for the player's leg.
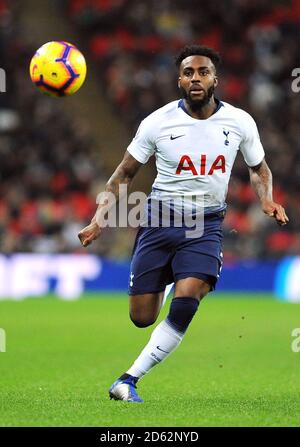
[138,213,223,376]
[109,276,213,402]
[109,291,164,402]
[126,225,174,327]
[129,292,164,328]
[174,276,211,299]
[109,226,175,402]
[162,282,174,307]
[109,280,212,403]
[143,215,224,384]
[124,278,211,375]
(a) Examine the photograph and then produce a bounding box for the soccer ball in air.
[29,41,87,97]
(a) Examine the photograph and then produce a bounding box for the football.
[29,41,87,97]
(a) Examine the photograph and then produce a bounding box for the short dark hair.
[175,44,221,72]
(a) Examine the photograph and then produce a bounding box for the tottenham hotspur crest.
[223,130,230,146]
[130,273,134,287]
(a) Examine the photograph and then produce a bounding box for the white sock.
[126,319,184,379]
[161,282,174,308]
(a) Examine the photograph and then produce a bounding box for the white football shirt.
[127,99,265,209]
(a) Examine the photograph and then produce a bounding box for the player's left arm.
[248,158,289,226]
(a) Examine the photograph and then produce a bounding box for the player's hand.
[261,200,289,226]
[78,221,102,247]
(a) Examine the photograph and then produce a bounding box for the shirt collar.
[178,98,224,117]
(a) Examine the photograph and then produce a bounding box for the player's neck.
[183,97,217,120]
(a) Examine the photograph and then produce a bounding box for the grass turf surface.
[0,293,300,427]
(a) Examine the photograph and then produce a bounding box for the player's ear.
[178,76,181,88]
[214,76,218,88]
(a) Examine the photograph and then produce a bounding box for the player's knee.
[198,287,209,301]
[166,297,200,333]
[129,313,156,328]
[175,279,211,301]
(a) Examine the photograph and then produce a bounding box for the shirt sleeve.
[126,117,156,164]
[239,111,265,167]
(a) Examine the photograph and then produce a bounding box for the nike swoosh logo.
[156,346,170,353]
[170,134,185,140]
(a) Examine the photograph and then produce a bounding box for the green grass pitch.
[0,293,300,427]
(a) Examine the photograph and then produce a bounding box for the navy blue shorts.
[128,212,224,295]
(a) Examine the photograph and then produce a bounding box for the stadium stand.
[0,1,110,255]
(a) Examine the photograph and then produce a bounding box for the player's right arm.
[78,151,142,247]
[79,113,157,247]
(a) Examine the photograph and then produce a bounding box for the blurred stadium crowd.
[0,0,299,260]
[0,0,107,255]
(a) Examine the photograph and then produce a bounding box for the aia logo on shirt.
[176,155,226,175]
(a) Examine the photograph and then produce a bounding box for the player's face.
[178,55,218,110]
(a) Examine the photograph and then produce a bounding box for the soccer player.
[78,45,289,402]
